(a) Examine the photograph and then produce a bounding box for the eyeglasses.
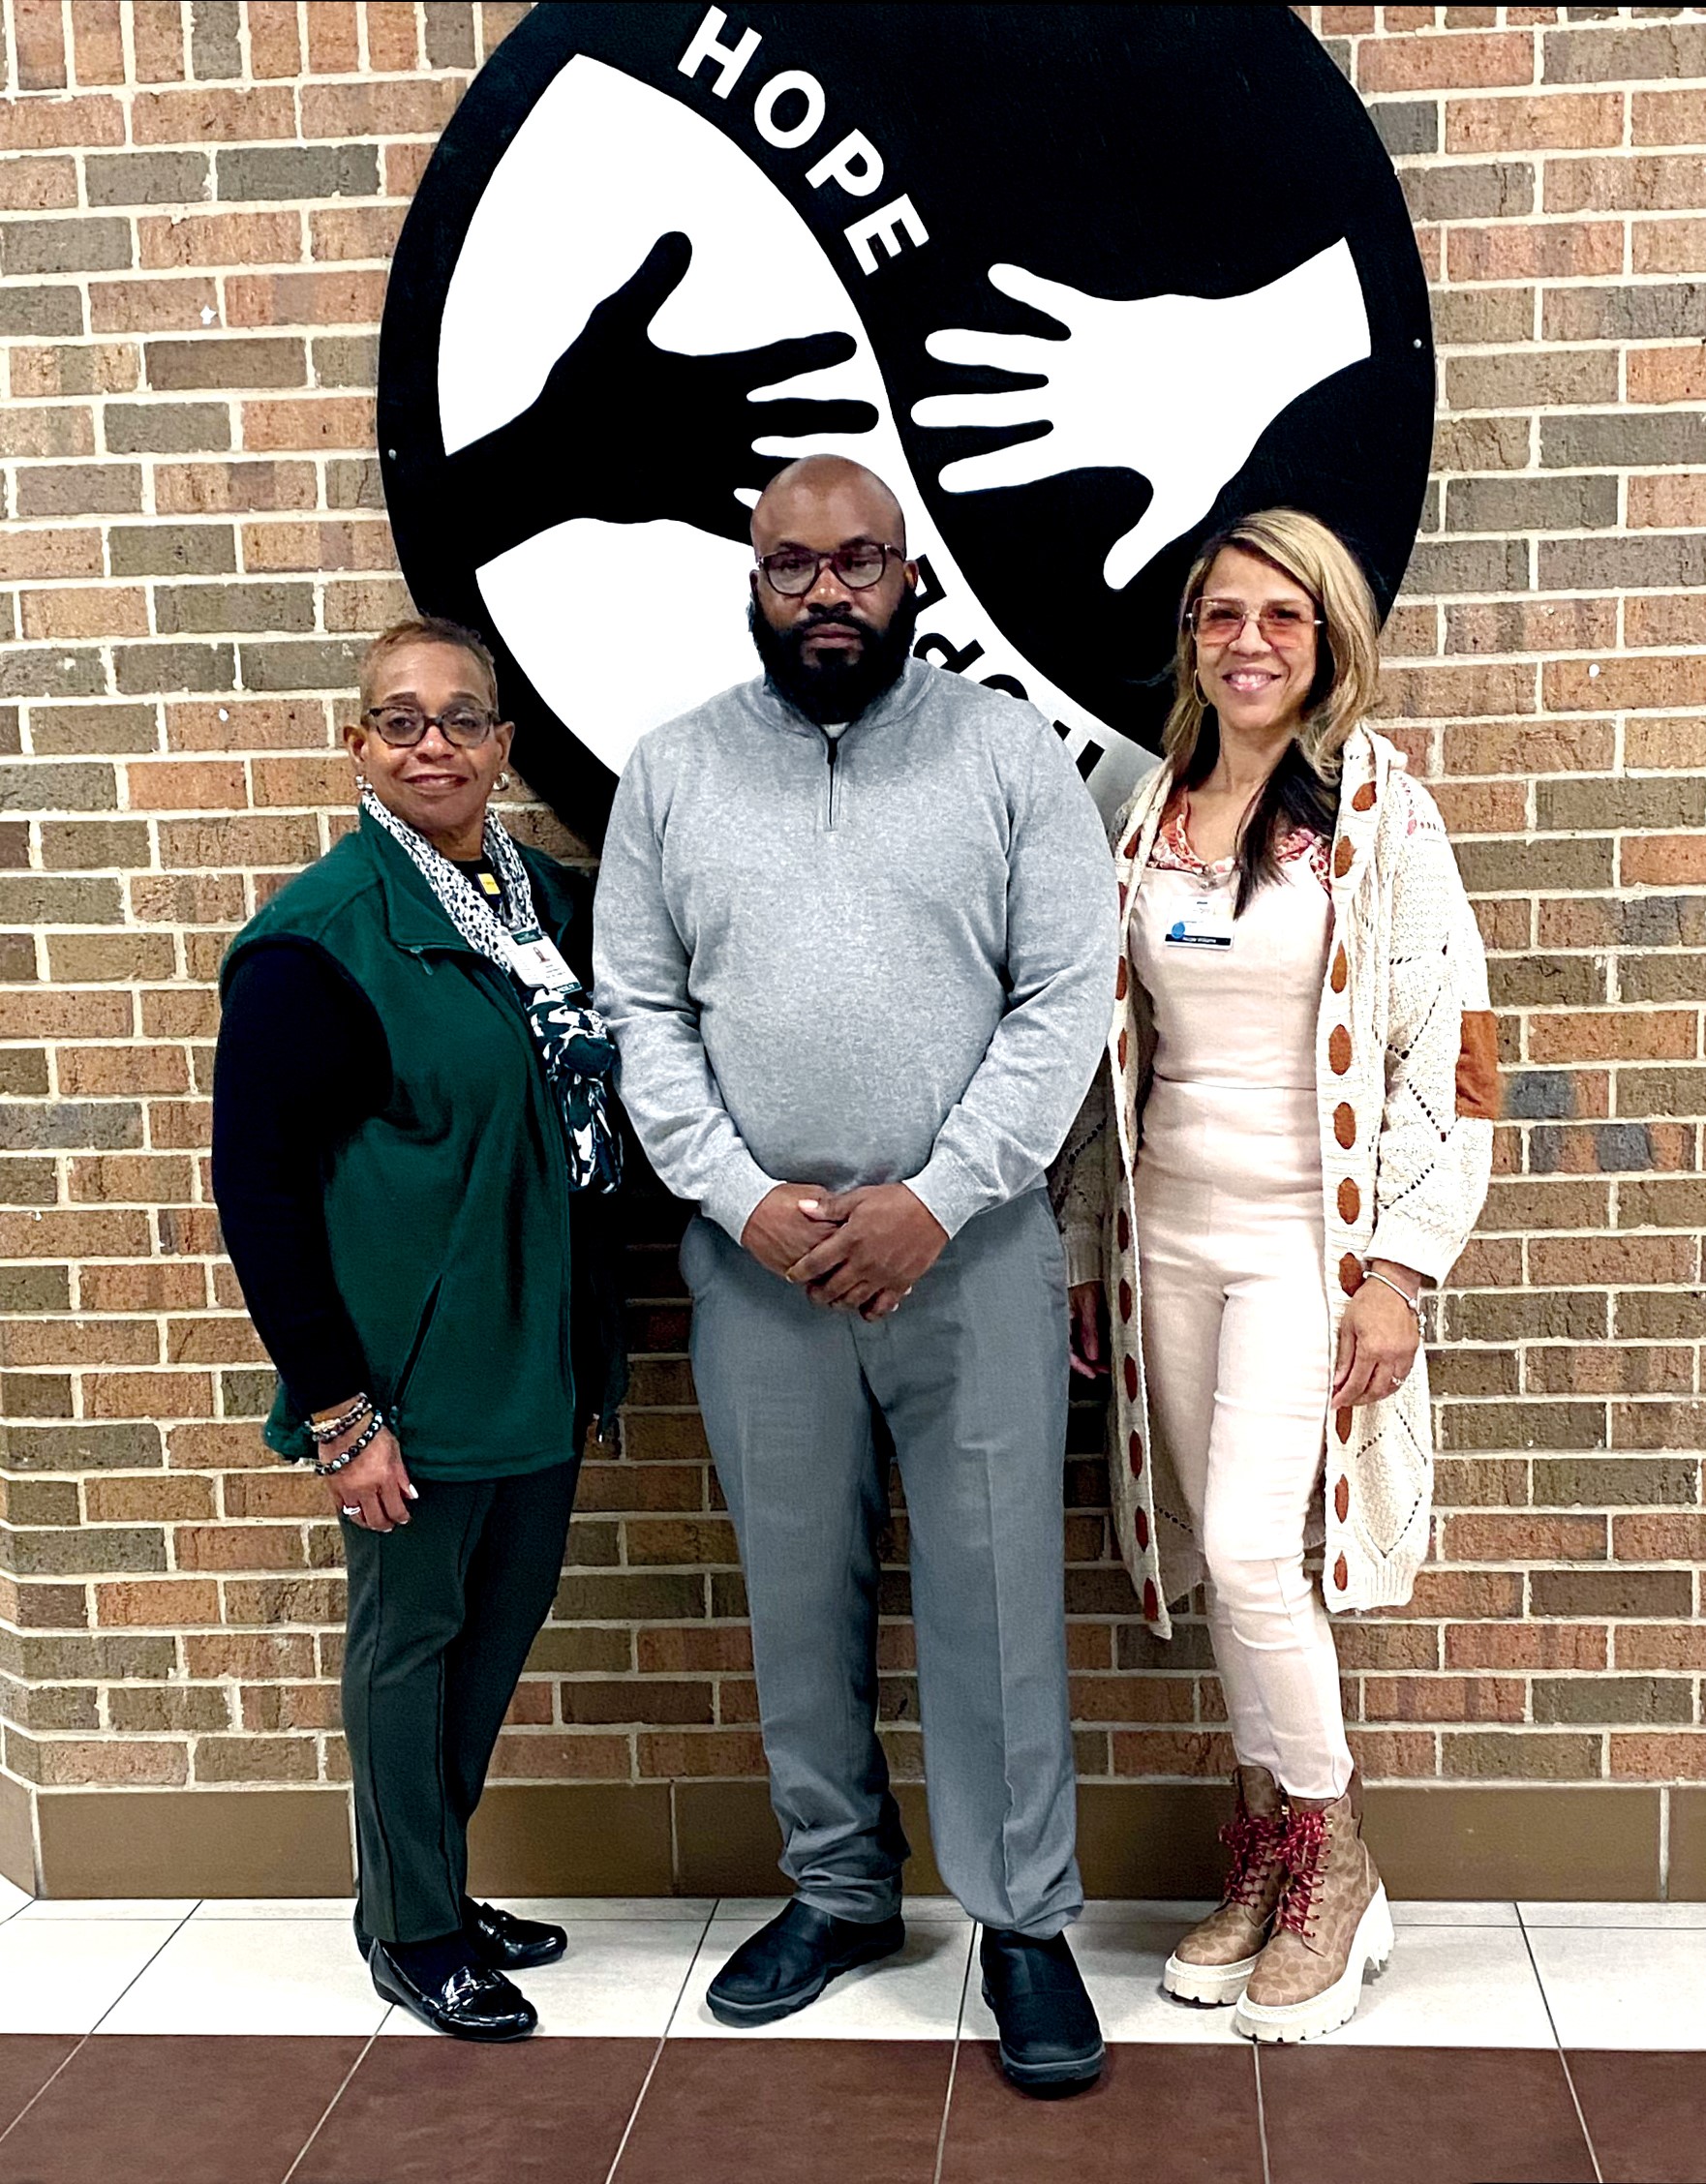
[362,704,502,749]
[1190,598,1322,648]
[755,543,904,596]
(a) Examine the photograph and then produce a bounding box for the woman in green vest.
[212,617,625,2041]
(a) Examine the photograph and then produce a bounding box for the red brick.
[15,0,70,89]
[1358,30,1535,91]
[1629,348,1706,405]
[306,1,361,71]
[1447,92,1623,153]
[131,0,187,81]
[137,210,302,270]
[1621,835,1706,888]
[132,87,297,143]
[226,270,387,327]
[241,396,376,451]
[248,1,303,77]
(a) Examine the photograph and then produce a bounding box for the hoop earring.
[495,771,511,793]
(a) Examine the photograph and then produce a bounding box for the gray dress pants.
[682,1187,1082,1938]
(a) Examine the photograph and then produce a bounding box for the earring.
[495,771,511,793]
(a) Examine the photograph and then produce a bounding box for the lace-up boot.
[1233,1769,1392,2044]
[1164,1766,1289,2006]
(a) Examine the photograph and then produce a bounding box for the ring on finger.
[341,1504,362,1520]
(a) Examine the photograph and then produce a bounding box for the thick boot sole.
[1163,1948,1260,2006]
[1233,1887,1394,2046]
[980,1983,1106,2090]
[706,1922,905,2027]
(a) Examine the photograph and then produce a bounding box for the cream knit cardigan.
[1053,725,1498,1635]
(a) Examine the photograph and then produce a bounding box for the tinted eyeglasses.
[362,704,502,749]
[1190,598,1323,649]
[755,543,904,596]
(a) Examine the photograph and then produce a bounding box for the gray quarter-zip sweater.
[593,656,1118,1243]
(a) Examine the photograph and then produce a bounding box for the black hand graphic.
[446,233,878,562]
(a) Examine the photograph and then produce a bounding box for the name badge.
[497,923,573,990]
[1163,892,1234,950]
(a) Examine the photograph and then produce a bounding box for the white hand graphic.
[911,239,1372,591]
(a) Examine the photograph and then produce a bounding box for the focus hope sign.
[378,2,1433,834]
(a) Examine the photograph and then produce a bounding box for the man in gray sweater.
[594,457,1116,2089]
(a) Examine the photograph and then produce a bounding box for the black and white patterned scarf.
[361,785,622,1194]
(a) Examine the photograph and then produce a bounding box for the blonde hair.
[1163,507,1381,783]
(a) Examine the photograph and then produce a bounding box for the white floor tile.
[19,1897,198,1922]
[962,1918,1244,2047]
[499,1896,716,1924]
[1391,1900,1520,1927]
[1528,1926,1706,2049]
[193,1897,357,1920]
[0,1919,181,2033]
[381,1917,711,2039]
[97,1918,386,2036]
[1075,1899,1217,1924]
[1520,1900,1706,1930]
[0,1875,33,1923]
[1311,1924,1555,2048]
[669,1916,972,2040]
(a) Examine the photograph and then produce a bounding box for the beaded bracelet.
[309,1394,373,1444]
[313,1410,385,1475]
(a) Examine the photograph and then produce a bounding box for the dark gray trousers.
[683,1187,1082,1937]
[341,1460,578,1944]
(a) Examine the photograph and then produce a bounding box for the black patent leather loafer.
[980,1927,1104,2090]
[465,1898,568,1970]
[707,1899,905,2026]
[369,1939,537,2042]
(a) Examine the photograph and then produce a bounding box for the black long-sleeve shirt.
[211,938,391,1415]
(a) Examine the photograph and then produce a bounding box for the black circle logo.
[379,3,1432,834]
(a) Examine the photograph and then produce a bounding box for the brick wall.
[0,1,1703,1894]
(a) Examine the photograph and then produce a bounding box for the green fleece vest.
[222,813,594,1481]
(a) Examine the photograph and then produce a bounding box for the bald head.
[750,455,906,559]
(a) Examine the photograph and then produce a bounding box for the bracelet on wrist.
[309,1393,373,1444]
[1362,1268,1422,1321]
[313,1410,385,1475]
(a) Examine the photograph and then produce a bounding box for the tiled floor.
[0,1882,1700,2179]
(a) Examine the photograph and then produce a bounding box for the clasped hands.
[742,1182,948,1320]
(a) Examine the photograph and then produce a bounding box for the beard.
[748,588,921,726]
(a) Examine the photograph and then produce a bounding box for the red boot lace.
[1272,1810,1330,1940]
[1217,1810,1286,1911]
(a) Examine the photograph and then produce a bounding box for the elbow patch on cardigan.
[1456,1010,1501,1120]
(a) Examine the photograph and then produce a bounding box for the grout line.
[1252,2044,1273,2184]
[0,1901,203,2154]
[929,1923,976,2184]
[81,1900,202,2035]
[277,2027,383,2184]
[1515,1907,1603,2184]
[602,1899,718,2184]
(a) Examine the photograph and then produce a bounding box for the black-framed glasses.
[1189,598,1323,649]
[755,542,905,596]
[362,703,502,749]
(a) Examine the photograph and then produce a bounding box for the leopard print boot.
[1163,1767,1289,2007]
[1233,1769,1393,2044]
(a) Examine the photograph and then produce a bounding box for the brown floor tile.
[612,2039,952,2184]
[1568,2051,1706,2184]
[0,2040,79,2138]
[0,2036,363,2184]
[296,2036,655,2184]
[1260,2046,1596,2184]
[942,2041,1263,2181]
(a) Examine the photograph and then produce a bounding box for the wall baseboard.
[5,1778,1690,1902]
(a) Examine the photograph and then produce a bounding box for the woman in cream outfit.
[1055,510,1497,2043]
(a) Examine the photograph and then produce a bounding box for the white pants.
[1135,1077,1355,1803]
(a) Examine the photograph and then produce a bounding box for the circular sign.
[379,2,1432,835]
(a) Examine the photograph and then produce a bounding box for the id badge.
[1163,892,1234,950]
[498,924,573,990]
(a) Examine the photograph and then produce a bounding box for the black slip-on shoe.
[707,1899,905,2027]
[369,1939,538,2042]
[980,1927,1105,2092]
[464,1898,568,1971]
